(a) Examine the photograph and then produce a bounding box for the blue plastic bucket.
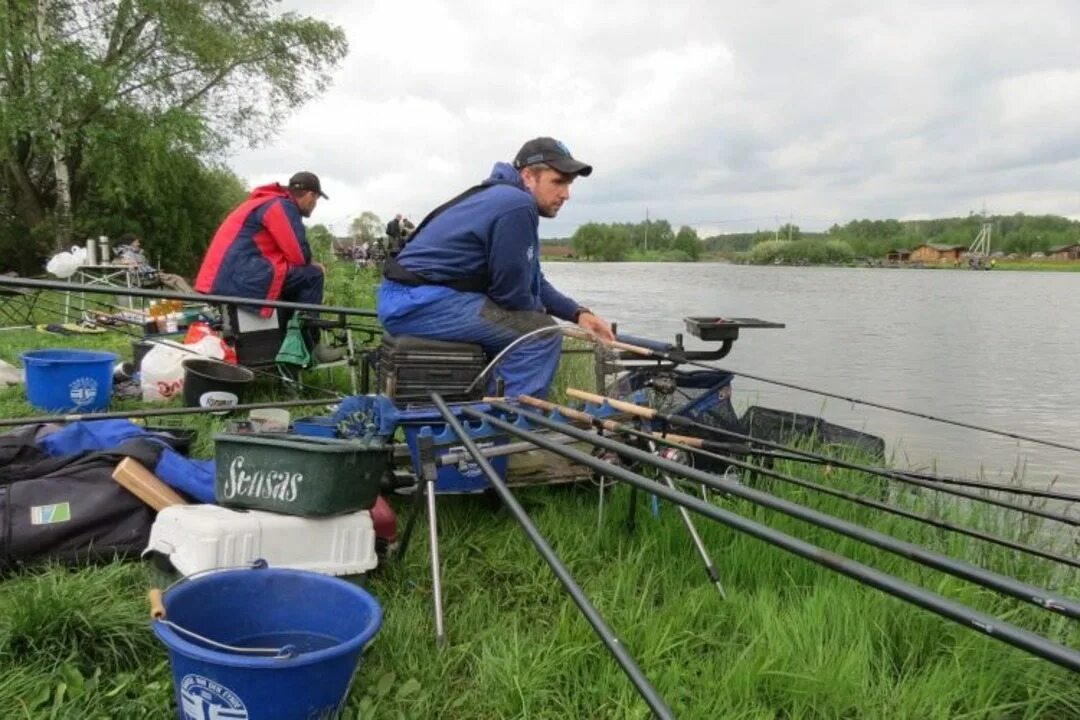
[152,565,382,720]
[21,349,118,412]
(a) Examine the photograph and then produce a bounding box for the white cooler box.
[144,504,378,577]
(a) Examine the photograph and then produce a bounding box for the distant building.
[332,236,355,259]
[1048,243,1080,260]
[910,243,966,263]
[885,249,911,263]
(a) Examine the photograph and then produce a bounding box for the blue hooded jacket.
[392,162,580,320]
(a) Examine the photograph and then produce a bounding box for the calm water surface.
[545,262,1080,491]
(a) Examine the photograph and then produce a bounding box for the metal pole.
[416,434,446,646]
[426,480,446,646]
[463,405,1080,674]
[646,439,727,599]
[26,290,346,401]
[0,397,339,427]
[431,394,675,719]
[0,275,379,318]
[495,402,1080,622]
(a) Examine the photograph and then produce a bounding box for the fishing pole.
[567,331,1080,456]
[493,401,1080,621]
[26,287,348,401]
[517,396,1080,571]
[462,405,1080,674]
[0,275,378,318]
[0,397,340,427]
[567,389,1080,528]
[739,447,1080,503]
[430,394,675,719]
[521,392,1079,503]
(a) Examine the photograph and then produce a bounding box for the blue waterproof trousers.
[377,280,562,399]
[280,264,325,345]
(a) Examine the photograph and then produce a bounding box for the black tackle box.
[377,335,486,404]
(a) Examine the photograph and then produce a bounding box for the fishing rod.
[0,397,340,427]
[493,401,1080,621]
[26,286,348,401]
[567,389,1080,528]
[739,447,1080,503]
[523,390,1079,504]
[0,275,378,318]
[568,330,1080,456]
[462,405,1080,674]
[430,394,675,720]
[517,396,1080,571]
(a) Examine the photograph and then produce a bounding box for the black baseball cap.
[513,137,592,177]
[288,171,328,199]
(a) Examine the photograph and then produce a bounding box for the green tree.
[307,224,334,246]
[350,211,384,244]
[76,139,247,275]
[0,0,347,268]
[596,226,630,261]
[571,222,604,260]
[673,225,701,260]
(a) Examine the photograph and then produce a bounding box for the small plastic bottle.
[165,312,179,333]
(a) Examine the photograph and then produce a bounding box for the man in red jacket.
[195,171,343,362]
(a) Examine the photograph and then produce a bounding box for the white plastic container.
[143,504,378,577]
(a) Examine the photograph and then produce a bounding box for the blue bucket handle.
[149,558,298,660]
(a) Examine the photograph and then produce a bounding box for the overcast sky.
[227,0,1080,238]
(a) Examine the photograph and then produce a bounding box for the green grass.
[0,261,1077,718]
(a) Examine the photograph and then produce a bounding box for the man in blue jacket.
[378,137,614,399]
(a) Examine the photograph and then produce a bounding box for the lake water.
[544,262,1080,492]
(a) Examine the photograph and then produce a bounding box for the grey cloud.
[230,0,1080,235]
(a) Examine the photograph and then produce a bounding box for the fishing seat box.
[377,335,486,404]
[142,504,377,577]
[398,404,509,494]
[212,432,388,517]
[221,306,283,366]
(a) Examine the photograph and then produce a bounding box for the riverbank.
[542,252,1080,271]
[0,260,1077,718]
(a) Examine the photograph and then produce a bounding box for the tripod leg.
[644,438,726,599]
[396,478,425,562]
[661,471,727,599]
[625,486,640,533]
[597,475,606,529]
[426,477,447,646]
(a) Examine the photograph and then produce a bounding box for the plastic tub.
[182,358,254,408]
[21,349,119,412]
[213,433,388,516]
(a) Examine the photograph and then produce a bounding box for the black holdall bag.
[0,433,164,571]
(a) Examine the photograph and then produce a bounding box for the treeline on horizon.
[545,213,1080,262]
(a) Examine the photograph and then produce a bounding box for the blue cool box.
[398,404,509,493]
[292,417,339,438]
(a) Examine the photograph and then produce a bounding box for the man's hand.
[576,311,615,342]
